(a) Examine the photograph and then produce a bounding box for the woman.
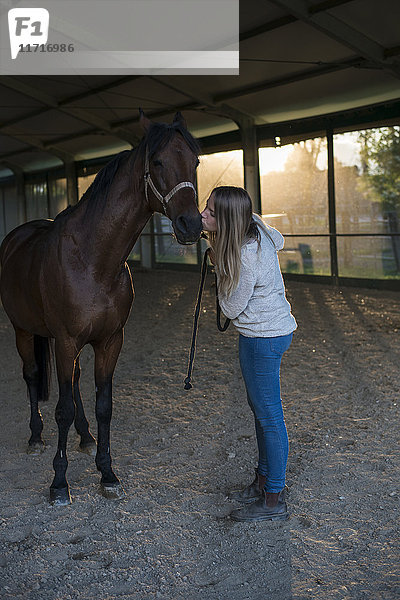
[201,186,297,522]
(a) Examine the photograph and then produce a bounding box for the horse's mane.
[138,121,201,159]
[86,150,133,202]
[54,150,133,221]
[54,121,199,221]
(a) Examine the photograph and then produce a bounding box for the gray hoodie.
[217,214,297,338]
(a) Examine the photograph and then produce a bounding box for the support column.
[327,130,339,283]
[239,118,261,213]
[65,161,78,206]
[215,106,261,214]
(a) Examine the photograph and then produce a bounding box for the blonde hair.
[208,186,258,297]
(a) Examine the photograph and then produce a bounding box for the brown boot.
[228,469,266,504]
[265,492,280,507]
[230,490,288,522]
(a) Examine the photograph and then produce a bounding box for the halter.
[144,146,197,215]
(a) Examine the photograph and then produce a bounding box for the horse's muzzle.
[173,213,203,245]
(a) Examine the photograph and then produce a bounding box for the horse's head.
[140,111,202,245]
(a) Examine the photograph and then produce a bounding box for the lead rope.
[184,248,230,390]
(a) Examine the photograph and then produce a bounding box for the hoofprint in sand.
[0,270,398,600]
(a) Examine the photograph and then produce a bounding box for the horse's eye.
[153,160,163,167]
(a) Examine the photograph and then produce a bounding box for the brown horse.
[0,111,202,505]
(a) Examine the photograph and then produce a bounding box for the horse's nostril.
[176,215,189,234]
[174,214,202,242]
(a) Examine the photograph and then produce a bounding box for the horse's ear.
[139,108,152,132]
[173,111,187,129]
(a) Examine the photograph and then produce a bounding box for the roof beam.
[0,96,196,158]
[213,56,363,103]
[147,77,256,124]
[0,76,142,131]
[0,126,73,162]
[0,76,140,146]
[239,0,353,42]
[269,0,400,79]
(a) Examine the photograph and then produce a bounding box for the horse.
[0,111,202,506]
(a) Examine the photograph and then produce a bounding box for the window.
[334,127,400,279]
[25,182,48,220]
[259,138,330,275]
[197,150,244,210]
[153,215,199,265]
[78,173,97,200]
[0,184,22,240]
[48,177,68,218]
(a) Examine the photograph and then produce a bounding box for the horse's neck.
[69,152,152,272]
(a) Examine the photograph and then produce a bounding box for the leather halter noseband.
[144,146,197,215]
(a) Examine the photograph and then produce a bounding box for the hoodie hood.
[252,213,284,251]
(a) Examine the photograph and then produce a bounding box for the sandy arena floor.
[0,269,399,600]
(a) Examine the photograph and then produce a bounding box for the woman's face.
[201,193,217,232]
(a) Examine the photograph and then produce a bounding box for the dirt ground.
[0,268,399,600]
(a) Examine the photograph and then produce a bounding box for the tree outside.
[335,127,400,277]
[259,130,400,279]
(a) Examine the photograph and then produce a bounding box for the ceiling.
[1,0,400,178]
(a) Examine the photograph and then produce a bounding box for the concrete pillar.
[216,106,261,213]
[239,119,261,214]
[65,161,78,206]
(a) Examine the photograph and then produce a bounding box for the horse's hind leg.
[93,331,125,499]
[15,328,45,454]
[73,357,96,455]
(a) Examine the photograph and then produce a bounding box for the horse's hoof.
[78,441,97,456]
[50,486,72,506]
[100,482,125,500]
[27,441,45,455]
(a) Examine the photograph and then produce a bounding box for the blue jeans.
[239,333,293,493]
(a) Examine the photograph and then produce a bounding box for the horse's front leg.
[49,340,77,506]
[92,330,124,499]
[73,357,97,455]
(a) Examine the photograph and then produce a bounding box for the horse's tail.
[34,335,52,402]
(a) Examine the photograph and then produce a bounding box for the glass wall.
[48,176,68,217]
[197,150,244,210]
[1,123,399,283]
[334,127,400,279]
[153,214,198,265]
[78,173,96,200]
[25,181,48,221]
[0,184,21,242]
[259,138,330,275]
[25,176,68,221]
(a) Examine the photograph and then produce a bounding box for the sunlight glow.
[259,147,293,174]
